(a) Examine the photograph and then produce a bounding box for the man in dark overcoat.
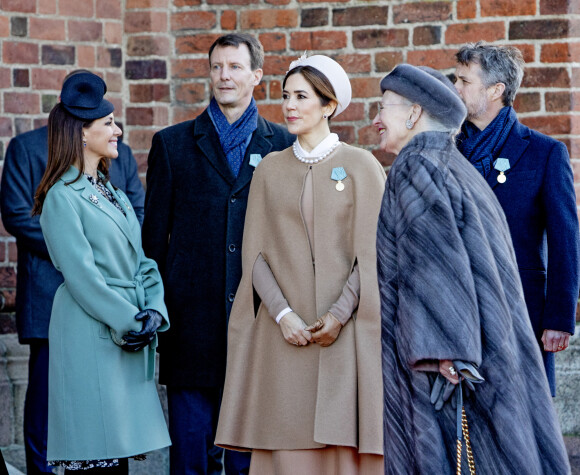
[454,42,579,396]
[0,74,144,474]
[142,33,294,475]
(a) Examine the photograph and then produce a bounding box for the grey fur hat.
[380,64,467,130]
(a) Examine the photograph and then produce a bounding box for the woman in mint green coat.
[33,72,170,473]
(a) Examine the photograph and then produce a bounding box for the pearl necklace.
[292,141,341,164]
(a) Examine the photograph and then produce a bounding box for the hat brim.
[62,98,114,121]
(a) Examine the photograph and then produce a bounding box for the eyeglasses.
[377,102,412,111]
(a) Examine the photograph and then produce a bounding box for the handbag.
[455,379,476,475]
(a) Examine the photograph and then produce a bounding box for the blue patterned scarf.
[209,97,258,177]
[456,106,517,178]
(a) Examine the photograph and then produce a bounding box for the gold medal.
[336,181,345,191]
[497,172,506,184]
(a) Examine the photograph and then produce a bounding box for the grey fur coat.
[377,131,570,474]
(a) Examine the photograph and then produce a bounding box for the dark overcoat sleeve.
[0,134,50,259]
[142,131,172,274]
[541,140,579,335]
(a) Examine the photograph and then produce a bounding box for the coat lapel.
[62,167,140,254]
[486,122,530,189]
[232,117,277,194]
[194,111,237,186]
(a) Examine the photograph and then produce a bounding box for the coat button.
[228,293,235,302]
[228,244,236,252]
[230,195,237,203]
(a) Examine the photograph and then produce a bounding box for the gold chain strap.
[456,406,476,475]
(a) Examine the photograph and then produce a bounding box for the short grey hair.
[456,41,525,107]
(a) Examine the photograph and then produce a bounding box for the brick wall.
[0,0,578,316]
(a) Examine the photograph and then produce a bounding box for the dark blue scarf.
[209,97,258,177]
[456,106,517,178]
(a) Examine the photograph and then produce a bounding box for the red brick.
[77,45,96,68]
[207,0,257,4]
[125,11,167,33]
[8,241,17,262]
[515,44,535,63]
[330,125,354,144]
[126,107,154,126]
[253,83,267,101]
[60,0,93,16]
[221,10,237,30]
[541,42,579,63]
[127,0,170,7]
[30,68,67,90]
[4,92,40,114]
[104,22,123,44]
[171,11,217,30]
[546,92,571,113]
[301,8,328,28]
[445,22,506,45]
[393,2,451,23]
[69,20,103,42]
[270,80,282,100]
[96,46,122,68]
[332,6,389,27]
[376,51,404,73]
[262,55,292,76]
[540,0,568,14]
[358,124,380,146]
[127,129,156,151]
[130,84,170,103]
[372,148,396,168]
[333,54,371,74]
[96,0,122,18]
[28,18,65,41]
[240,9,298,29]
[126,59,166,79]
[351,77,382,98]
[413,26,441,46]
[128,36,171,56]
[513,92,540,113]
[573,68,580,87]
[257,104,284,124]
[0,17,9,37]
[520,115,570,135]
[3,42,38,64]
[0,68,11,88]
[522,67,569,88]
[481,0,535,17]
[265,0,290,6]
[175,83,207,104]
[509,19,568,40]
[0,267,16,288]
[172,58,210,79]
[38,0,57,14]
[333,102,364,122]
[104,71,123,93]
[290,31,347,51]
[407,49,457,69]
[573,92,580,112]
[298,0,348,4]
[457,0,476,19]
[0,119,13,137]
[1,0,35,12]
[259,33,286,52]
[353,29,408,49]
[176,34,220,55]
[172,105,205,125]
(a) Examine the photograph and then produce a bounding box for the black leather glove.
[121,309,164,353]
[430,361,484,411]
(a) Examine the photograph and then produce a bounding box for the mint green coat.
[40,166,171,461]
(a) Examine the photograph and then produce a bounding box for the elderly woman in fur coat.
[375,64,570,474]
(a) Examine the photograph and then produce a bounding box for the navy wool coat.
[142,110,294,388]
[483,120,579,395]
[0,126,145,342]
[378,132,570,474]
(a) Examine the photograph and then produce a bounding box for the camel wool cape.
[216,144,385,454]
[378,132,570,474]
